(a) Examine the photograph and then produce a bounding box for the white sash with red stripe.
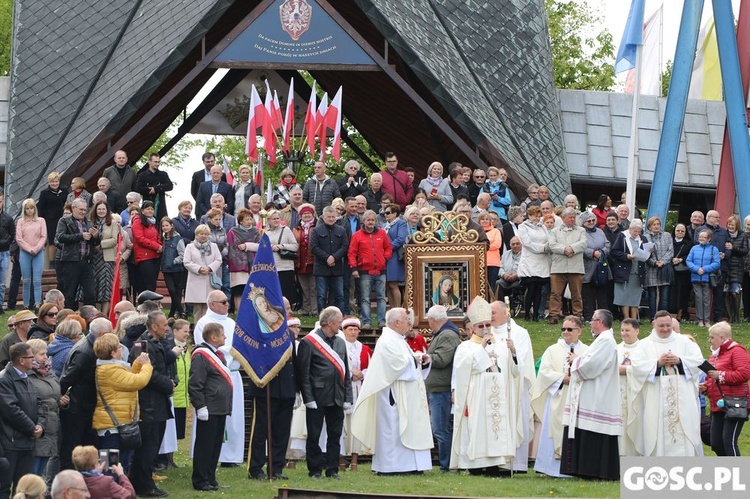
[191,346,234,390]
[304,331,346,383]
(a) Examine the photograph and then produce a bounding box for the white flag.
[625,5,662,95]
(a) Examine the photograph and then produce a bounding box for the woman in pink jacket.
[16,198,47,309]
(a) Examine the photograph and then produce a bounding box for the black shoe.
[220,463,239,468]
[153,463,168,472]
[249,471,268,480]
[193,484,216,492]
[326,473,341,480]
[273,474,289,480]
[310,472,322,479]
[138,488,168,498]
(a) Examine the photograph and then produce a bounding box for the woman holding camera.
[92,333,153,474]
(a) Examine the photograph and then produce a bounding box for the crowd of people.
[0,150,750,496]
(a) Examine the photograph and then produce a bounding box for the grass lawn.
[1,311,748,497]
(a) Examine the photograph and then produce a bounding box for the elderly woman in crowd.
[93,333,153,474]
[580,211,610,321]
[337,160,368,200]
[611,218,648,320]
[293,204,317,315]
[72,445,136,498]
[273,168,297,209]
[233,164,261,216]
[37,172,68,266]
[27,339,68,479]
[563,194,579,211]
[403,206,422,242]
[670,223,694,322]
[687,229,722,327]
[518,205,550,321]
[478,211,503,293]
[418,161,453,212]
[184,224,222,323]
[66,177,92,208]
[266,209,299,304]
[131,200,162,295]
[47,318,83,378]
[28,302,58,341]
[383,204,408,309]
[724,215,749,323]
[16,198,47,310]
[643,216,674,321]
[227,208,260,311]
[703,322,750,456]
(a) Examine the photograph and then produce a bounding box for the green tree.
[0,0,12,76]
[661,60,673,97]
[545,0,615,91]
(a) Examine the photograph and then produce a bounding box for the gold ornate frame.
[404,242,487,331]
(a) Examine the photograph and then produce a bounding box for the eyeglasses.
[21,355,34,359]
[474,175,485,179]
[212,300,230,305]
[561,327,578,332]
[45,312,57,317]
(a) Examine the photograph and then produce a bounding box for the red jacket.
[83,472,136,499]
[380,168,414,210]
[294,223,316,275]
[705,340,750,413]
[131,215,162,263]
[348,228,392,275]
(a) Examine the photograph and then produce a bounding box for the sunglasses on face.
[212,300,229,305]
[45,312,57,317]
[561,327,578,332]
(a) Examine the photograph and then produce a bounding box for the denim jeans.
[428,392,453,470]
[316,276,344,313]
[20,250,44,307]
[0,251,9,308]
[32,456,49,477]
[358,273,386,326]
[647,284,670,319]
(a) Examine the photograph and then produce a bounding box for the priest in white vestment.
[450,296,516,471]
[191,290,245,464]
[530,316,588,477]
[489,300,534,472]
[351,308,434,474]
[560,309,621,481]
[616,318,643,456]
[628,311,704,457]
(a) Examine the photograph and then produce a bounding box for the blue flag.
[231,233,292,388]
[615,0,646,74]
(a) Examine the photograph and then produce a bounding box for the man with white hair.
[59,318,113,470]
[616,204,630,230]
[193,290,244,466]
[548,207,587,324]
[303,162,341,216]
[44,288,65,311]
[55,198,98,309]
[424,305,461,473]
[364,172,384,212]
[119,191,142,226]
[489,300,534,472]
[337,159,368,199]
[199,194,236,231]
[451,296,515,473]
[472,193,491,222]
[352,307,433,474]
[279,185,305,228]
[51,469,89,499]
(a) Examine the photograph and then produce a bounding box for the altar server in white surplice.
[489,300,534,472]
[530,316,588,477]
[628,310,704,457]
[450,296,516,472]
[616,318,643,456]
[351,307,434,474]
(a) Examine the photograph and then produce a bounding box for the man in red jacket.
[380,152,414,210]
[348,211,392,328]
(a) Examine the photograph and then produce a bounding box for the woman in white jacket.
[417,162,453,212]
[517,205,550,321]
[183,224,222,323]
[264,209,300,306]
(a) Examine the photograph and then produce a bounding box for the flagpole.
[659,5,664,96]
[626,43,643,220]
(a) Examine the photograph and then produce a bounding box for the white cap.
[466,296,491,325]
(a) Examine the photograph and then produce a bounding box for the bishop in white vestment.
[351,308,434,474]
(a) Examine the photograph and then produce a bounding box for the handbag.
[277,227,297,260]
[716,383,749,420]
[593,252,609,287]
[95,372,142,450]
[200,252,222,289]
[709,270,722,288]
[652,237,675,283]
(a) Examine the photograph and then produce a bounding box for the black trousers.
[59,409,97,470]
[0,449,33,499]
[163,271,186,317]
[248,396,294,477]
[6,257,21,309]
[582,282,609,321]
[710,411,746,456]
[305,404,344,477]
[130,420,166,493]
[192,415,226,488]
[60,259,95,309]
[135,258,161,295]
